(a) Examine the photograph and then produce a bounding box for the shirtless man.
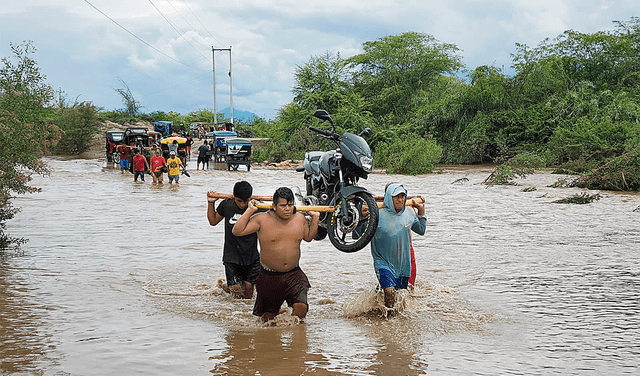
[232,187,320,322]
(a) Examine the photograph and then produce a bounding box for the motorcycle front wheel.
[327,191,379,252]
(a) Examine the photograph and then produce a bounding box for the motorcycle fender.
[330,186,372,206]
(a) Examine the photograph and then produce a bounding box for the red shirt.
[133,154,147,172]
[118,145,130,159]
[150,155,166,172]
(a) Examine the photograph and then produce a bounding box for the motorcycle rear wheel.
[327,191,379,252]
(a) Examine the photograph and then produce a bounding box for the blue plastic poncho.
[370,183,427,279]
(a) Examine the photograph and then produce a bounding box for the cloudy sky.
[1,1,637,120]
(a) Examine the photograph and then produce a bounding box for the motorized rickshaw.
[160,135,188,166]
[205,130,238,163]
[153,121,173,137]
[123,127,154,163]
[124,127,149,148]
[148,131,162,147]
[224,137,252,171]
[105,129,125,163]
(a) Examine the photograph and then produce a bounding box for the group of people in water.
[207,180,426,323]
[116,144,186,184]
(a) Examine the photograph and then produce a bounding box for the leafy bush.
[98,110,137,125]
[572,151,640,191]
[552,159,599,174]
[52,102,99,154]
[375,134,442,175]
[553,192,602,204]
[505,151,548,169]
[445,111,493,164]
[483,165,534,185]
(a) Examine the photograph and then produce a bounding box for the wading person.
[371,183,426,310]
[232,187,320,322]
[167,150,184,184]
[132,149,149,182]
[150,149,166,184]
[197,141,210,170]
[117,144,131,174]
[207,181,260,299]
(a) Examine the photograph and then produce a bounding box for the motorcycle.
[296,109,379,253]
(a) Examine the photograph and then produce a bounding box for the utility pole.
[212,46,233,127]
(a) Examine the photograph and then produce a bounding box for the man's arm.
[232,199,261,236]
[302,211,320,242]
[410,196,426,235]
[207,195,224,226]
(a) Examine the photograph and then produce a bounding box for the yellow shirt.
[167,156,182,176]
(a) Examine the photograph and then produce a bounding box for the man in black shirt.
[207,181,259,299]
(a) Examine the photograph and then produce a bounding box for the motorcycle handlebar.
[309,126,335,138]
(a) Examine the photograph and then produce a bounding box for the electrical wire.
[147,0,210,62]
[181,0,224,46]
[163,0,212,49]
[83,0,203,70]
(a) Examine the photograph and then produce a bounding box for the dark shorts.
[198,155,209,163]
[253,266,310,317]
[134,171,145,181]
[377,268,409,290]
[224,259,261,286]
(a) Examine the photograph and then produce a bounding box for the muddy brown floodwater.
[2,155,639,375]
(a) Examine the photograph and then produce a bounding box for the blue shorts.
[377,268,409,290]
[134,171,145,181]
[169,174,179,182]
[120,159,129,169]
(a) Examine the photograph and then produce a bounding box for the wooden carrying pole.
[206,192,424,213]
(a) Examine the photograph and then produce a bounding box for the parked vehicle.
[224,137,252,171]
[205,130,238,163]
[105,130,125,163]
[189,122,209,140]
[153,121,173,137]
[148,131,162,147]
[296,109,378,253]
[124,127,149,148]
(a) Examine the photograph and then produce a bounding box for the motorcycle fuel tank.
[319,150,339,181]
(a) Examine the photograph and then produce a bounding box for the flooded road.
[2,155,639,375]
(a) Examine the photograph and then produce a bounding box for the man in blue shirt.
[371,183,426,309]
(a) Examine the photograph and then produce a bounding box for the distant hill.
[219,107,258,123]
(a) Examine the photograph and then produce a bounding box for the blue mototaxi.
[153,121,173,137]
[205,130,238,163]
[224,137,252,171]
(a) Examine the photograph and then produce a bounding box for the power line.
[147,0,209,62]
[181,0,223,46]
[83,0,203,70]
[163,0,212,50]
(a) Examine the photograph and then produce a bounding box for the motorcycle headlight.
[360,155,373,172]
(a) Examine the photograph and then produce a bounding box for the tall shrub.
[375,134,442,175]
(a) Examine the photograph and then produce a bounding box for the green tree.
[0,41,61,250]
[292,51,351,113]
[347,31,464,125]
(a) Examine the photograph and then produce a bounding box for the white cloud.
[1,0,638,118]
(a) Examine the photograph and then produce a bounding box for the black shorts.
[198,155,209,163]
[224,259,260,286]
[253,266,310,317]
